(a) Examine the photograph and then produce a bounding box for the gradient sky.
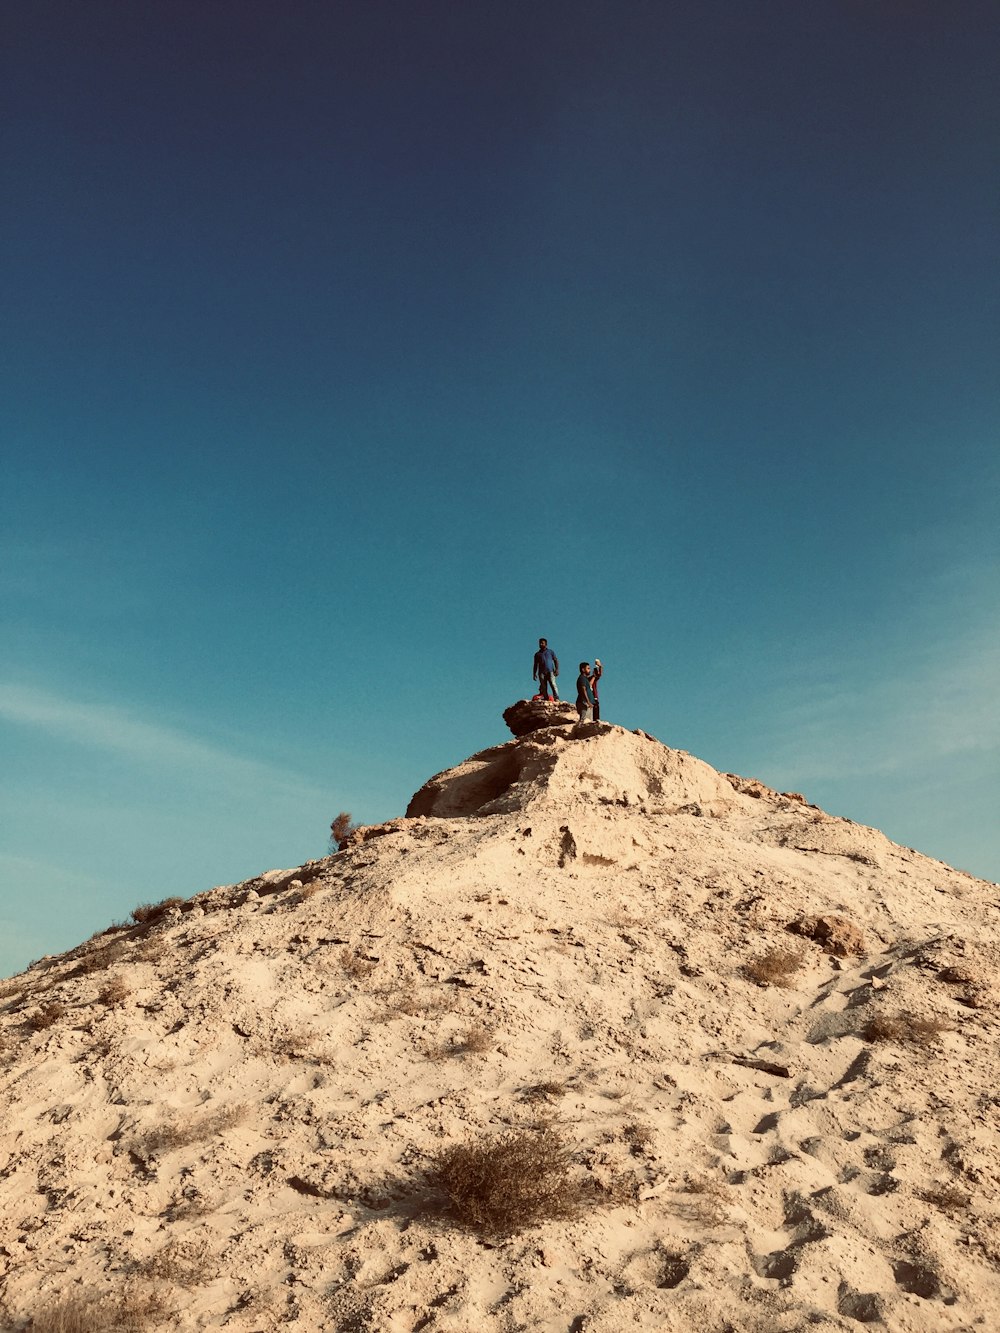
[2,1,998,978]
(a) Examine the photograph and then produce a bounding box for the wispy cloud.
[758,564,1000,787]
[0,682,323,800]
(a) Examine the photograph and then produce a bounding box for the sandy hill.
[1,720,998,1333]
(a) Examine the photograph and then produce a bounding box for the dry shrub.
[862,1013,951,1047]
[430,1124,586,1236]
[340,948,377,980]
[132,1104,245,1159]
[130,897,185,926]
[427,1022,494,1062]
[623,1122,655,1154]
[68,940,127,978]
[97,977,131,1008]
[136,1235,216,1283]
[330,811,357,851]
[521,1081,567,1104]
[26,1002,66,1032]
[918,1184,972,1215]
[680,1175,730,1225]
[25,1284,173,1332]
[744,946,805,988]
[382,985,457,1019]
[270,1027,334,1065]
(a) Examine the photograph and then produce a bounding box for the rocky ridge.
[1,722,998,1332]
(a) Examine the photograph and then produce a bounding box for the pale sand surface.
[1,721,998,1331]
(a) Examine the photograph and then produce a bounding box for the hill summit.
[1,721,998,1332]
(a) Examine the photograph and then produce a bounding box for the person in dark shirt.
[532,638,560,700]
[591,657,603,721]
[576,662,595,721]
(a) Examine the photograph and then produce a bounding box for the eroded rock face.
[406,723,744,819]
[789,913,867,957]
[502,698,579,736]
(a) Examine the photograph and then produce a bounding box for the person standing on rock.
[576,662,595,722]
[533,638,560,701]
[591,657,603,721]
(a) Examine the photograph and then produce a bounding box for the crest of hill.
[1,723,998,1332]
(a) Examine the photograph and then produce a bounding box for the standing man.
[532,638,560,701]
[591,657,603,721]
[576,661,595,722]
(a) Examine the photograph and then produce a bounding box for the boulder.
[502,698,579,737]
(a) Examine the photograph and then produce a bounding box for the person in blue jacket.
[532,638,560,700]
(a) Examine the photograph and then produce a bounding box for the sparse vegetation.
[521,1080,567,1104]
[130,897,185,926]
[26,1001,66,1032]
[136,1235,216,1283]
[862,1013,951,1046]
[918,1184,972,1215]
[744,946,806,988]
[429,1124,587,1236]
[680,1175,730,1225]
[131,1104,245,1159]
[340,948,377,980]
[623,1122,655,1155]
[427,1022,494,1061]
[97,977,131,1008]
[381,985,457,1019]
[23,1284,174,1333]
[329,811,358,851]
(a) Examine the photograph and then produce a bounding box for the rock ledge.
[502,697,578,737]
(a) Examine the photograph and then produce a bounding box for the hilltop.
[1,720,998,1332]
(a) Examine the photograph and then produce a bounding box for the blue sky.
[2,1,997,976]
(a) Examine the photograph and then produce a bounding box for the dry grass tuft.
[623,1122,656,1155]
[135,1235,216,1283]
[130,897,185,926]
[862,1013,951,1047]
[521,1080,568,1104]
[97,977,131,1008]
[427,1022,494,1062]
[382,985,458,1019]
[744,946,805,988]
[340,948,377,980]
[131,1104,245,1159]
[24,1284,174,1332]
[918,1183,972,1215]
[26,1001,67,1032]
[429,1124,587,1237]
[680,1175,731,1225]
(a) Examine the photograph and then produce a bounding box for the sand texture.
[1,721,998,1331]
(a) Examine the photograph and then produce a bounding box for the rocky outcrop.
[502,697,578,736]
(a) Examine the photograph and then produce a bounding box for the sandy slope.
[1,721,998,1332]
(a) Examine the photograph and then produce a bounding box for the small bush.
[862,1013,951,1046]
[329,811,357,851]
[131,1104,244,1159]
[26,1002,66,1032]
[918,1184,972,1215]
[521,1080,567,1104]
[744,947,805,988]
[97,977,131,1008]
[136,1235,215,1283]
[130,898,185,926]
[24,1284,173,1333]
[430,1125,586,1236]
[382,986,457,1019]
[340,948,377,980]
[427,1022,494,1062]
